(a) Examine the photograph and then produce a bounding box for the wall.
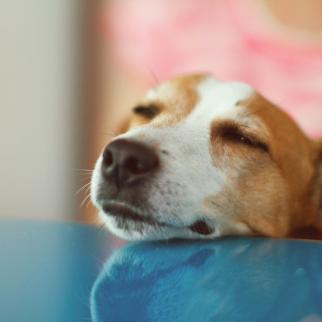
[0,0,81,220]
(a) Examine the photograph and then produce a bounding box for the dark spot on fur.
[189,220,213,235]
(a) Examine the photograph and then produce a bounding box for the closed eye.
[217,124,269,153]
[133,105,159,118]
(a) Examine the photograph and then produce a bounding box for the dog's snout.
[102,139,159,187]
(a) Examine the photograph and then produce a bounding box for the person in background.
[101,0,322,138]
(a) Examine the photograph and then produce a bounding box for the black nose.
[101,139,159,188]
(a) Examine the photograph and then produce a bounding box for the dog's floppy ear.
[317,141,322,212]
[292,140,322,239]
[312,140,322,231]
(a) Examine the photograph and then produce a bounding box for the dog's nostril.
[103,149,113,167]
[125,156,159,175]
[125,157,146,175]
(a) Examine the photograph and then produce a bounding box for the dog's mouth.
[101,202,213,236]
[189,220,213,235]
[102,202,166,227]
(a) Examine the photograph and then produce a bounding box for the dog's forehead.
[142,75,256,125]
[144,74,206,103]
[192,76,255,121]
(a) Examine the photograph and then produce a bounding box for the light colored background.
[0,0,81,220]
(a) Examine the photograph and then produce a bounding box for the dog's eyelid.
[239,129,269,151]
[215,123,270,153]
[133,104,160,118]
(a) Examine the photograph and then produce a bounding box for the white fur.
[91,76,259,240]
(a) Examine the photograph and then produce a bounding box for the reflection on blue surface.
[91,238,322,322]
[0,220,113,322]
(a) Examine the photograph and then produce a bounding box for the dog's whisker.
[80,192,92,208]
[75,182,91,196]
[145,66,160,86]
[78,173,94,179]
[83,185,91,195]
[81,185,92,199]
[79,174,93,179]
[85,198,93,208]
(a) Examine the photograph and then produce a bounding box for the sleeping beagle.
[91,74,322,240]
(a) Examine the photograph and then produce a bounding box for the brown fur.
[129,74,204,129]
[204,93,322,238]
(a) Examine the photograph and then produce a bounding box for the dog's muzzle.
[97,138,214,237]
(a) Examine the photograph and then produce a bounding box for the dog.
[91,74,322,240]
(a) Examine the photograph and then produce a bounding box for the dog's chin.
[101,215,177,241]
[98,201,216,241]
[98,202,175,240]
[102,202,163,227]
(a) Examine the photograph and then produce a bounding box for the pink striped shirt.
[103,0,322,137]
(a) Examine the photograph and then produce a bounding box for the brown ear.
[317,141,322,212]
[312,140,322,233]
[294,141,322,239]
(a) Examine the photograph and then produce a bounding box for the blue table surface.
[1,220,322,322]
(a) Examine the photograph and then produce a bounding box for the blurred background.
[1,0,321,224]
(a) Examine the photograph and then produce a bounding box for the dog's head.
[91,74,322,240]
